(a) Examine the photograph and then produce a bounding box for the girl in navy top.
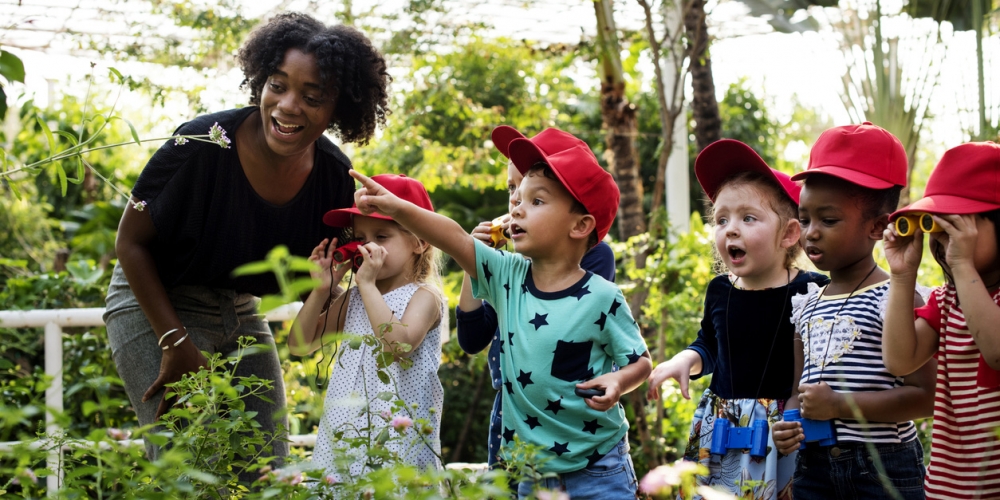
[647,140,826,500]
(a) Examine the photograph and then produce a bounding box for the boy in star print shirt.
[349,126,651,499]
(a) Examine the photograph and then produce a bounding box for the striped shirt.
[916,285,1000,500]
[792,280,918,443]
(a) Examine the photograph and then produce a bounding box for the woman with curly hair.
[103,12,390,480]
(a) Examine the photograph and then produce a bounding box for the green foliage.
[356,37,586,195]
[0,48,25,121]
[616,212,716,468]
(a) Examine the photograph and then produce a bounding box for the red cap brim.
[322,207,392,227]
[695,139,800,204]
[790,165,896,190]
[491,125,527,159]
[891,194,1000,220]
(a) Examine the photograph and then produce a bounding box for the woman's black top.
[130,107,354,296]
[687,271,829,400]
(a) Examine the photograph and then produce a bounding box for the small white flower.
[174,136,189,146]
[131,200,147,212]
[209,122,231,149]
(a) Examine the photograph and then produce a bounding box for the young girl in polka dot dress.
[291,174,446,481]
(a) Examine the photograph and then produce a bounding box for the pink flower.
[380,410,392,421]
[107,428,130,440]
[639,460,702,495]
[390,416,413,432]
[286,472,303,486]
[324,475,338,485]
[259,465,272,475]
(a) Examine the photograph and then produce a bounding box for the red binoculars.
[332,241,364,270]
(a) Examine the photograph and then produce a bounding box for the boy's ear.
[870,214,890,240]
[570,214,597,242]
[779,217,801,249]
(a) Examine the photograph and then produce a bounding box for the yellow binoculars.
[894,213,942,237]
[489,217,510,248]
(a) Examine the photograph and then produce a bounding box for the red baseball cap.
[891,142,1000,219]
[492,125,620,243]
[322,174,434,228]
[791,122,907,189]
[695,139,801,204]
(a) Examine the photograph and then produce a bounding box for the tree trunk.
[594,0,646,241]
[685,0,720,153]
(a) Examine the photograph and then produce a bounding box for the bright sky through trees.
[3,0,995,158]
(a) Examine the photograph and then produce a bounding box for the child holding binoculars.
[455,125,616,469]
[883,142,1000,500]
[772,123,935,500]
[290,174,446,480]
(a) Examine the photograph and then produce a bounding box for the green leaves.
[0,49,25,120]
[0,50,25,83]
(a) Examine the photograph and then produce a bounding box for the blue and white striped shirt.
[792,280,917,444]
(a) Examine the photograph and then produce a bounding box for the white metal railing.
[0,303,304,496]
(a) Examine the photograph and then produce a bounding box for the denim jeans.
[517,438,638,500]
[793,439,926,500]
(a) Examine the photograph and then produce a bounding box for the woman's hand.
[309,238,349,291]
[883,223,923,278]
[143,338,209,420]
[355,242,386,286]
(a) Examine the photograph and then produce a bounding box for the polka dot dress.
[311,283,444,479]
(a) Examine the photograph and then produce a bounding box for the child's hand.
[351,171,402,218]
[310,238,349,291]
[771,420,803,456]
[576,374,622,411]
[934,214,980,270]
[797,381,842,421]
[646,358,691,400]
[470,220,495,245]
[354,242,386,286]
[883,223,923,277]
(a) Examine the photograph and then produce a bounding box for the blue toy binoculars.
[782,409,836,449]
[710,418,768,458]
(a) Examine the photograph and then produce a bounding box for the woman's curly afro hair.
[237,13,390,145]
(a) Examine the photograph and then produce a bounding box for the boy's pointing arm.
[351,170,478,278]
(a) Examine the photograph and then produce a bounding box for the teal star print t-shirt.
[470,239,648,473]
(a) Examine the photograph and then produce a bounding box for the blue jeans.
[517,438,638,500]
[793,439,926,500]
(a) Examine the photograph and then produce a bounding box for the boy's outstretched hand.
[351,170,402,217]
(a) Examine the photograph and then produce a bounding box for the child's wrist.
[949,261,979,281]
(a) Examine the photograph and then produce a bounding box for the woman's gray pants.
[104,263,288,477]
